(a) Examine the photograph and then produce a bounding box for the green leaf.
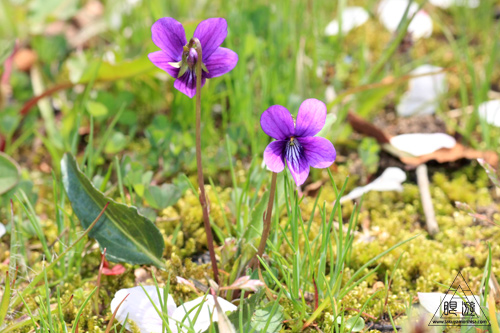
[243,191,270,243]
[0,152,20,195]
[104,132,127,154]
[250,301,284,333]
[345,317,365,332]
[0,40,15,65]
[86,101,108,118]
[75,57,155,84]
[60,153,165,267]
[144,184,181,210]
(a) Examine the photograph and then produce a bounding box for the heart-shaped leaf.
[144,184,181,210]
[0,152,20,195]
[61,153,165,267]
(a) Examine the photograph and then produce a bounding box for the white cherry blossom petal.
[418,292,482,315]
[0,223,5,238]
[171,295,237,333]
[390,133,456,156]
[340,167,406,202]
[429,0,479,8]
[110,286,177,333]
[397,65,447,116]
[377,0,432,40]
[325,7,369,36]
[478,100,500,127]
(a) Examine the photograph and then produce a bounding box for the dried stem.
[251,172,277,268]
[193,38,220,284]
[416,164,439,236]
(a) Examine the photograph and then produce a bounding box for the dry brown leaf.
[400,143,498,167]
[347,111,391,144]
[347,111,499,167]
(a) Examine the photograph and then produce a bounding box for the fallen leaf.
[347,111,499,167]
[400,143,498,167]
[347,112,390,144]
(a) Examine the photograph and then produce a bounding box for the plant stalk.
[193,38,220,284]
[252,172,277,268]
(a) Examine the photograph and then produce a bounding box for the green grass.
[1,0,500,332]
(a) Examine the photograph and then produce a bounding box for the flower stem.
[193,38,220,284]
[252,172,277,268]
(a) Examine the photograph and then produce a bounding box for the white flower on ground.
[390,133,456,156]
[0,223,5,238]
[397,65,447,116]
[110,286,237,333]
[418,292,482,315]
[478,100,500,127]
[377,0,433,40]
[340,167,406,202]
[429,0,479,8]
[325,7,369,36]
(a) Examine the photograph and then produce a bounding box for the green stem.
[252,172,277,268]
[193,38,220,284]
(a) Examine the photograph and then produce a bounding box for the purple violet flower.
[148,17,238,98]
[261,99,337,186]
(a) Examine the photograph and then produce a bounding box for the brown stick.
[194,38,219,284]
[251,172,278,268]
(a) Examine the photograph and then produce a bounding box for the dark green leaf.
[61,153,165,267]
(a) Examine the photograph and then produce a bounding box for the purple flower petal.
[263,140,286,173]
[295,99,327,137]
[174,69,206,98]
[151,17,187,62]
[284,139,310,186]
[297,136,336,168]
[203,47,238,78]
[194,18,228,61]
[286,157,310,186]
[260,106,295,140]
[148,51,180,78]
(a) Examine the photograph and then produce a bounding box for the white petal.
[408,10,433,39]
[340,167,406,202]
[390,133,456,156]
[378,0,419,32]
[0,223,5,238]
[325,7,369,36]
[478,100,500,127]
[378,0,432,39]
[171,295,237,333]
[110,286,177,333]
[418,292,447,314]
[397,65,447,116]
[418,292,482,315]
[429,0,454,8]
[430,0,479,8]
